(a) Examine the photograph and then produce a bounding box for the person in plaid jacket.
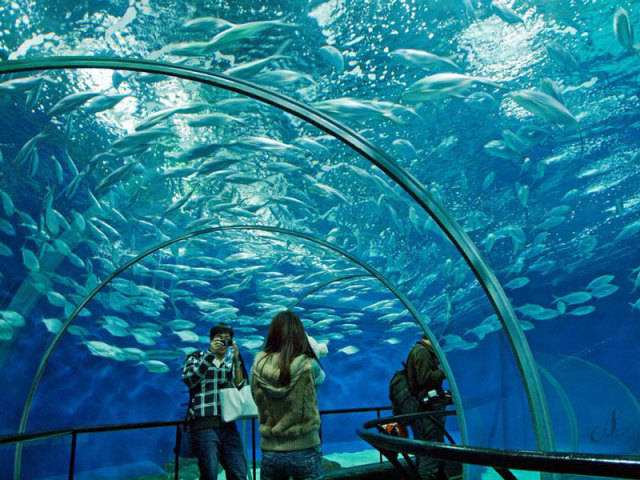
[182,323,247,480]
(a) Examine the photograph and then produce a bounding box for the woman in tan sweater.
[251,310,326,480]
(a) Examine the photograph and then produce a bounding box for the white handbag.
[220,385,258,422]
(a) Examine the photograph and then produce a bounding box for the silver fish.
[403,73,500,102]
[613,8,636,51]
[0,75,51,94]
[135,103,208,131]
[390,48,460,71]
[510,89,578,127]
[206,19,297,51]
[254,68,316,87]
[49,91,102,116]
[95,162,144,196]
[490,1,524,24]
[112,127,176,151]
[182,16,233,32]
[568,306,595,316]
[586,274,615,291]
[615,219,640,241]
[553,291,592,306]
[163,40,213,57]
[83,94,128,114]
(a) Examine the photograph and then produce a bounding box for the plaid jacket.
[182,350,243,420]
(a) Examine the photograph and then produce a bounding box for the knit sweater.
[251,352,323,451]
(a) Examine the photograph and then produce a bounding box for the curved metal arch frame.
[0,57,552,451]
[14,224,469,479]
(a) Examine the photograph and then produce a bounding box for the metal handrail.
[358,413,640,480]
[0,406,394,480]
[365,410,514,480]
[0,408,394,446]
[0,419,183,446]
[5,407,640,480]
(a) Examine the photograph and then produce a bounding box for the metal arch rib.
[13,224,469,479]
[0,57,552,452]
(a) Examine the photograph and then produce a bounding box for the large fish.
[390,49,460,71]
[0,75,51,94]
[49,91,102,116]
[182,16,233,32]
[402,73,500,102]
[552,291,592,306]
[224,53,289,78]
[82,94,128,114]
[163,40,213,57]
[490,1,524,24]
[112,127,176,151]
[206,19,298,51]
[510,89,578,127]
[94,162,144,196]
[136,104,208,131]
[613,8,636,51]
[254,69,316,87]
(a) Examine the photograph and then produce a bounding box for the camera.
[221,338,232,347]
[421,389,453,408]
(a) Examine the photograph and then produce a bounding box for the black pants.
[392,394,444,480]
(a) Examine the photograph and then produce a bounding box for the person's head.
[263,310,317,385]
[209,323,234,353]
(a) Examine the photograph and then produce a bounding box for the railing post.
[376,409,382,464]
[68,431,77,480]
[174,424,181,480]
[251,417,257,480]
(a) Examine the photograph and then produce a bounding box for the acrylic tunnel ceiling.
[1,0,640,464]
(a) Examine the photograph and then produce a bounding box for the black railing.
[358,412,640,480]
[0,406,393,480]
[4,407,640,480]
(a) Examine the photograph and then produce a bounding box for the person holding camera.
[389,335,448,480]
[182,323,248,480]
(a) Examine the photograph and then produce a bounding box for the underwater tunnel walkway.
[14,224,467,479]
[0,57,556,477]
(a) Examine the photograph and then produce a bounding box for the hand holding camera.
[211,336,232,353]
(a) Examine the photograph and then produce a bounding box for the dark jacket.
[406,340,445,400]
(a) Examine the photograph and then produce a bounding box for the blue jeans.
[190,423,247,480]
[261,447,322,480]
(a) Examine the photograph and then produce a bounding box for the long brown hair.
[261,310,318,385]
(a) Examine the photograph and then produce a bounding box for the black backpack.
[389,364,414,414]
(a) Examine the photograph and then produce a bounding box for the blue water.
[1,0,640,479]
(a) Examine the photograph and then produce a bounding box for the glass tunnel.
[0,1,639,479]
